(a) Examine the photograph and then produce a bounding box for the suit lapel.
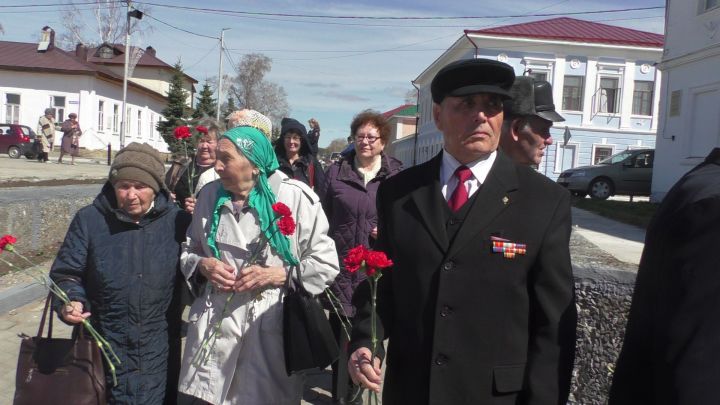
[446,152,519,259]
[409,154,449,252]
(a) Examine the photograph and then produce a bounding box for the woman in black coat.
[274,117,325,190]
[318,109,402,404]
[50,143,191,405]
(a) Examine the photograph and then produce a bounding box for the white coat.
[178,171,339,405]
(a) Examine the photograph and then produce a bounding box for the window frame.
[591,144,615,165]
[632,80,654,116]
[554,142,579,173]
[98,100,105,132]
[5,93,21,124]
[51,95,66,122]
[562,75,585,112]
[112,104,119,134]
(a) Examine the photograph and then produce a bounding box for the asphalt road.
[0,184,102,203]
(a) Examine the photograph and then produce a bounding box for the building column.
[553,55,566,108]
[620,61,635,129]
[581,59,597,126]
[650,69,662,132]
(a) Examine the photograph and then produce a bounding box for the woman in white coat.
[178,125,339,404]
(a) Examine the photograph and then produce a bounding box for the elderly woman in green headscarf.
[177,126,339,404]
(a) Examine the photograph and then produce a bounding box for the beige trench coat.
[178,172,339,405]
[37,115,55,152]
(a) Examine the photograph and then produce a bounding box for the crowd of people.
[44,58,719,405]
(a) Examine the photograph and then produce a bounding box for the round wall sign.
[497,53,509,63]
[640,63,651,74]
[570,59,580,69]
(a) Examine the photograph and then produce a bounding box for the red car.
[0,124,37,159]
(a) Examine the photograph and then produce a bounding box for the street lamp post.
[120,1,143,150]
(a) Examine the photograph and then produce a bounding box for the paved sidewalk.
[571,207,646,266]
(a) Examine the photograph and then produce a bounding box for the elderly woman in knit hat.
[50,142,192,404]
[177,126,339,404]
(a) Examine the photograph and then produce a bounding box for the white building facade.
[395,18,664,181]
[0,29,196,153]
[651,0,720,201]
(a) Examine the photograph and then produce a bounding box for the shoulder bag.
[282,265,339,375]
[14,293,106,405]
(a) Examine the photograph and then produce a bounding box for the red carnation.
[343,245,368,273]
[195,125,208,135]
[173,126,192,140]
[0,234,18,252]
[365,250,393,270]
[277,216,296,236]
[272,202,292,218]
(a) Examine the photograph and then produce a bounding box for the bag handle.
[36,292,85,340]
[36,292,54,339]
[285,265,309,295]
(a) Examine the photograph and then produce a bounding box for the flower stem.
[324,289,352,341]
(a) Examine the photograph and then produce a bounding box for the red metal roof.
[0,40,167,99]
[466,17,664,48]
[0,41,101,73]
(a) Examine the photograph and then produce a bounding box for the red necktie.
[448,166,473,212]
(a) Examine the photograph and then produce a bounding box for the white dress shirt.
[440,149,497,201]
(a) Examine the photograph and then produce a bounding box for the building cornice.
[658,42,720,70]
[465,33,663,53]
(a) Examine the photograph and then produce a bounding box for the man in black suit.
[500,76,565,167]
[348,58,576,404]
[609,148,720,405]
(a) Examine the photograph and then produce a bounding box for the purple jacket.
[318,150,403,315]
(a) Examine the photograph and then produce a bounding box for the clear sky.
[0,0,665,147]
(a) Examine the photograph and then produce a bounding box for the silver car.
[556,149,654,200]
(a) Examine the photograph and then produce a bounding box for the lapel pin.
[502,196,509,205]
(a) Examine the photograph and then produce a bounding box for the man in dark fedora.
[348,58,576,404]
[500,77,565,167]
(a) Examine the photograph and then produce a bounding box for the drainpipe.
[411,80,420,166]
[463,30,479,58]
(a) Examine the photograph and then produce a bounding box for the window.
[598,77,620,114]
[555,143,577,173]
[149,114,155,139]
[630,151,654,168]
[113,105,119,133]
[593,145,613,164]
[705,0,718,11]
[530,71,548,82]
[125,107,131,134]
[137,110,142,136]
[562,76,584,111]
[98,100,105,130]
[632,81,654,116]
[6,93,20,124]
[51,96,66,122]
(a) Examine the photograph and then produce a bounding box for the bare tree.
[228,53,290,128]
[404,88,418,104]
[326,138,349,153]
[57,0,152,49]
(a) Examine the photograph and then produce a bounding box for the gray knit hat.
[109,142,166,193]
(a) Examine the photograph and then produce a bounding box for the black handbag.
[282,265,339,375]
[14,293,106,405]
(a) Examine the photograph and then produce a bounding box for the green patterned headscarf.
[207,126,299,266]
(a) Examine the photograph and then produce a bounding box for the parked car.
[0,124,38,159]
[557,148,654,200]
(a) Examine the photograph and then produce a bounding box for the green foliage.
[222,97,237,121]
[572,198,658,229]
[193,81,217,119]
[157,61,193,154]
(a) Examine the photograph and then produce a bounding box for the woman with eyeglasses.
[317,109,403,404]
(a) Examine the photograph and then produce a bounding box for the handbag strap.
[36,292,54,339]
[285,265,309,295]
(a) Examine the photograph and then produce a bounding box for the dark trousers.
[37,152,49,162]
[329,311,355,403]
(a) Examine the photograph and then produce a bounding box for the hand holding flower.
[197,257,235,292]
[61,300,91,324]
[233,264,287,292]
[349,347,382,393]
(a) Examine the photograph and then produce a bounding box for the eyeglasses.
[354,135,380,143]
